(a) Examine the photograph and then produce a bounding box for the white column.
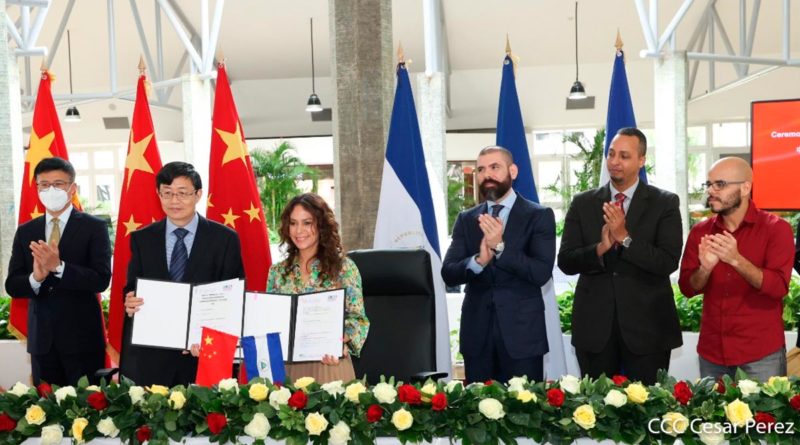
[654,50,689,236]
[415,71,448,246]
[181,73,211,216]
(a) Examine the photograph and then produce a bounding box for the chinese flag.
[195,326,239,386]
[206,62,271,291]
[9,70,84,340]
[106,73,165,360]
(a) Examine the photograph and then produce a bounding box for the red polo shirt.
[678,200,794,366]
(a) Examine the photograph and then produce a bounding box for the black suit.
[5,209,111,385]
[442,194,555,382]
[558,183,683,384]
[121,215,244,386]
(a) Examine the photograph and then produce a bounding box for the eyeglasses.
[701,180,746,191]
[158,190,197,201]
[36,181,72,191]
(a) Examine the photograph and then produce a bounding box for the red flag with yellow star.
[9,70,82,340]
[206,63,271,291]
[106,73,165,359]
[195,326,239,386]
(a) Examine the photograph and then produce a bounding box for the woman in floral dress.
[268,193,369,382]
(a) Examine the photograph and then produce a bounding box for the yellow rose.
[392,408,414,431]
[304,412,329,435]
[420,383,437,402]
[516,390,536,403]
[249,383,270,401]
[25,404,46,425]
[724,399,753,427]
[625,383,649,404]
[169,391,186,410]
[572,404,596,430]
[345,382,367,403]
[295,376,316,391]
[71,417,89,443]
[662,412,689,436]
[148,384,169,396]
[765,376,791,396]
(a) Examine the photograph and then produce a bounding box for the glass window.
[533,131,564,155]
[94,150,115,169]
[95,174,115,204]
[75,175,90,199]
[564,129,597,155]
[536,160,563,203]
[712,122,748,147]
[687,126,707,146]
[71,152,89,170]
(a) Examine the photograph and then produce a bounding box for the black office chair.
[347,248,448,385]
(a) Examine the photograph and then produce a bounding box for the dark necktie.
[169,228,189,282]
[614,192,626,214]
[491,204,504,218]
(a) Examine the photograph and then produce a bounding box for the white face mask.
[38,187,71,212]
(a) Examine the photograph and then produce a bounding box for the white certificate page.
[243,292,292,361]
[292,289,345,362]
[187,278,245,347]
[131,279,191,350]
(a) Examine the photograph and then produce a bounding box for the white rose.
[269,387,292,409]
[559,375,581,395]
[9,382,30,396]
[738,379,760,397]
[329,421,351,445]
[305,412,329,435]
[478,398,505,420]
[507,376,527,392]
[603,389,627,408]
[244,413,270,440]
[344,382,367,403]
[86,385,101,392]
[97,417,120,438]
[698,422,726,445]
[373,382,398,404]
[322,380,345,397]
[445,380,464,393]
[218,378,239,392]
[54,386,77,404]
[40,424,64,445]
[128,386,145,405]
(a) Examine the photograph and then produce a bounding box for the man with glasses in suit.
[679,157,794,381]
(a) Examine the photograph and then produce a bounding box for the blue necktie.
[169,228,189,282]
[491,204,504,218]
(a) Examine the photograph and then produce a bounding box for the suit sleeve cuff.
[467,256,484,274]
[29,273,42,294]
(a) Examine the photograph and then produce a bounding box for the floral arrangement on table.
[1,372,799,445]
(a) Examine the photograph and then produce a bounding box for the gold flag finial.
[138,55,146,74]
[615,29,624,52]
[505,34,512,55]
[397,42,405,64]
[216,51,226,67]
[40,59,48,72]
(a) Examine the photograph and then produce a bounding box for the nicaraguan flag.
[599,49,646,186]
[496,53,567,380]
[373,62,451,376]
[241,333,286,384]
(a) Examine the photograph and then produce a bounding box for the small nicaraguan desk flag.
[195,327,239,387]
[241,333,286,384]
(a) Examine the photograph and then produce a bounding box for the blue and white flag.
[599,49,646,186]
[241,333,286,384]
[374,62,451,376]
[496,54,567,380]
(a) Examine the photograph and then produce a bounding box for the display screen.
[751,99,800,210]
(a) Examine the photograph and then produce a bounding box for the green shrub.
[0,295,10,340]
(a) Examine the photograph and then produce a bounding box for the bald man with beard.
[679,157,794,381]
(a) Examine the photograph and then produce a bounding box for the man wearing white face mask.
[5,157,111,386]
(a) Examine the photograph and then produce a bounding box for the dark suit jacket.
[121,215,244,385]
[558,183,683,355]
[5,210,111,356]
[442,195,555,360]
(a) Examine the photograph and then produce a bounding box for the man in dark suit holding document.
[122,161,244,386]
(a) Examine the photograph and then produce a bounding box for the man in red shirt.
[679,157,793,382]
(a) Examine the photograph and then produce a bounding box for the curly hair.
[278,193,344,282]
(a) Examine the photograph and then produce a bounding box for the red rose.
[398,384,422,405]
[136,425,151,443]
[0,413,17,432]
[87,391,109,410]
[790,394,800,411]
[431,392,447,411]
[754,412,776,426]
[484,380,494,386]
[611,375,628,386]
[37,383,52,397]
[288,390,308,410]
[366,404,384,423]
[207,412,227,435]
[716,379,726,394]
[673,381,693,405]
[546,388,565,407]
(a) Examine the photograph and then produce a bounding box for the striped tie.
[169,228,189,282]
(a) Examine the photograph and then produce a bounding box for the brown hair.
[278,193,344,281]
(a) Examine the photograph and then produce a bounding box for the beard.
[707,189,742,216]
[479,176,512,202]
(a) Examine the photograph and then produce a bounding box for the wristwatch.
[55,261,65,275]
[621,236,633,248]
[492,242,505,255]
